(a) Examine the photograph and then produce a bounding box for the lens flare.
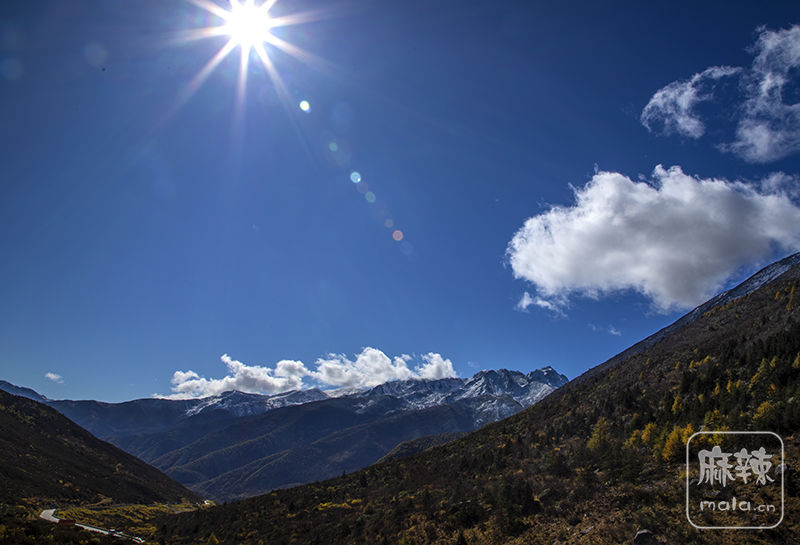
[392,230,404,241]
[350,171,362,183]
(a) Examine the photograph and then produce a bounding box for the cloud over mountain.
[642,25,800,163]
[164,348,457,398]
[167,355,307,399]
[507,165,800,312]
[311,349,456,387]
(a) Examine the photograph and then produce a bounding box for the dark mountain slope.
[0,390,200,504]
[157,253,800,545]
[190,397,491,499]
[48,397,209,439]
[147,394,522,500]
[377,432,466,463]
[108,412,241,464]
[154,397,384,472]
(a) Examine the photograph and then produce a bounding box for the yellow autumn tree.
[671,394,683,416]
[752,401,777,429]
[640,422,658,446]
[680,423,695,444]
[587,417,611,452]
[662,425,684,462]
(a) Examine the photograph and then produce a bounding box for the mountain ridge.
[0,379,50,403]
[2,366,566,426]
[1,366,566,501]
[573,251,800,386]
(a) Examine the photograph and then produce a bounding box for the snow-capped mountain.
[184,388,329,417]
[121,367,567,421]
[346,367,567,417]
[0,366,568,500]
[454,367,567,406]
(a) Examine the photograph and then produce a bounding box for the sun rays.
[174,0,328,118]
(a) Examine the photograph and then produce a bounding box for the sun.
[173,0,327,120]
[222,0,274,50]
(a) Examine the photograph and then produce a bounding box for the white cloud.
[760,172,800,198]
[165,354,308,399]
[311,348,413,388]
[588,324,623,336]
[516,291,566,316]
[44,372,63,383]
[415,353,457,380]
[516,291,535,311]
[163,348,459,398]
[641,66,741,138]
[642,25,800,163]
[532,295,564,314]
[310,347,457,388]
[507,165,800,312]
[728,26,800,162]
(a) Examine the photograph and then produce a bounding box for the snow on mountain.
[695,252,800,314]
[185,388,329,417]
[325,384,371,398]
[347,367,567,416]
[642,253,800,356]
[465,395,525,427]
[451,367,567,407]
[359,377,464,410]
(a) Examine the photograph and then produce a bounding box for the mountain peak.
[526,366,569,387]
[470,367,567,388]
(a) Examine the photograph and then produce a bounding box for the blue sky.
[1,0,799,402]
